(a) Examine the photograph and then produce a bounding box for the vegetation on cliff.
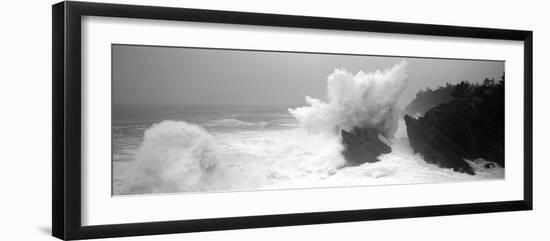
[404,74,505,174]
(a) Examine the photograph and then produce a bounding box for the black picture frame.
[52,1,533,240]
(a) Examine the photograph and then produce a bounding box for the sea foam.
[289,60,409,137]
[120,121,218,194]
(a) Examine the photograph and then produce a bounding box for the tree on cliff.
[404,83,456,116]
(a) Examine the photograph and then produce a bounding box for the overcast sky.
[112,44,504,109]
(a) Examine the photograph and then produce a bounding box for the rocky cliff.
[404,78,505,175]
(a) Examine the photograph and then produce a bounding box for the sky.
[112,44,504,109]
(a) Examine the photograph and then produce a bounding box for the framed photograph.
[52,1,533,240]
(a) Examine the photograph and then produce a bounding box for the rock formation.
[341,127,391,166]
[404,78,505,175]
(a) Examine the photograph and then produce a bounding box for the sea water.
[112,105,503,195]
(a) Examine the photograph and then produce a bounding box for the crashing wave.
[120,121,219,194]
[289,60,408,137]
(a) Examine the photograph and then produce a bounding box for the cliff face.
[405,114,475,174]
[341,127,391,166]
[404,79,505,175]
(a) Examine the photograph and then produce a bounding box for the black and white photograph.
[0,0,544,240]
[112,45,505,195]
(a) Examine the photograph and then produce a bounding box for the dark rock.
[404,115,475,175]
[341,127,391,166]
[404,79,504,175]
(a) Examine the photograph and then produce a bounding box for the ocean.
[112,105,504,196]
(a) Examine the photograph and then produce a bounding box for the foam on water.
[204,118,257,127]
[114,119,503,195]
[115,121,347,194]
[289,60,408,137]
[117,121,219,194]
